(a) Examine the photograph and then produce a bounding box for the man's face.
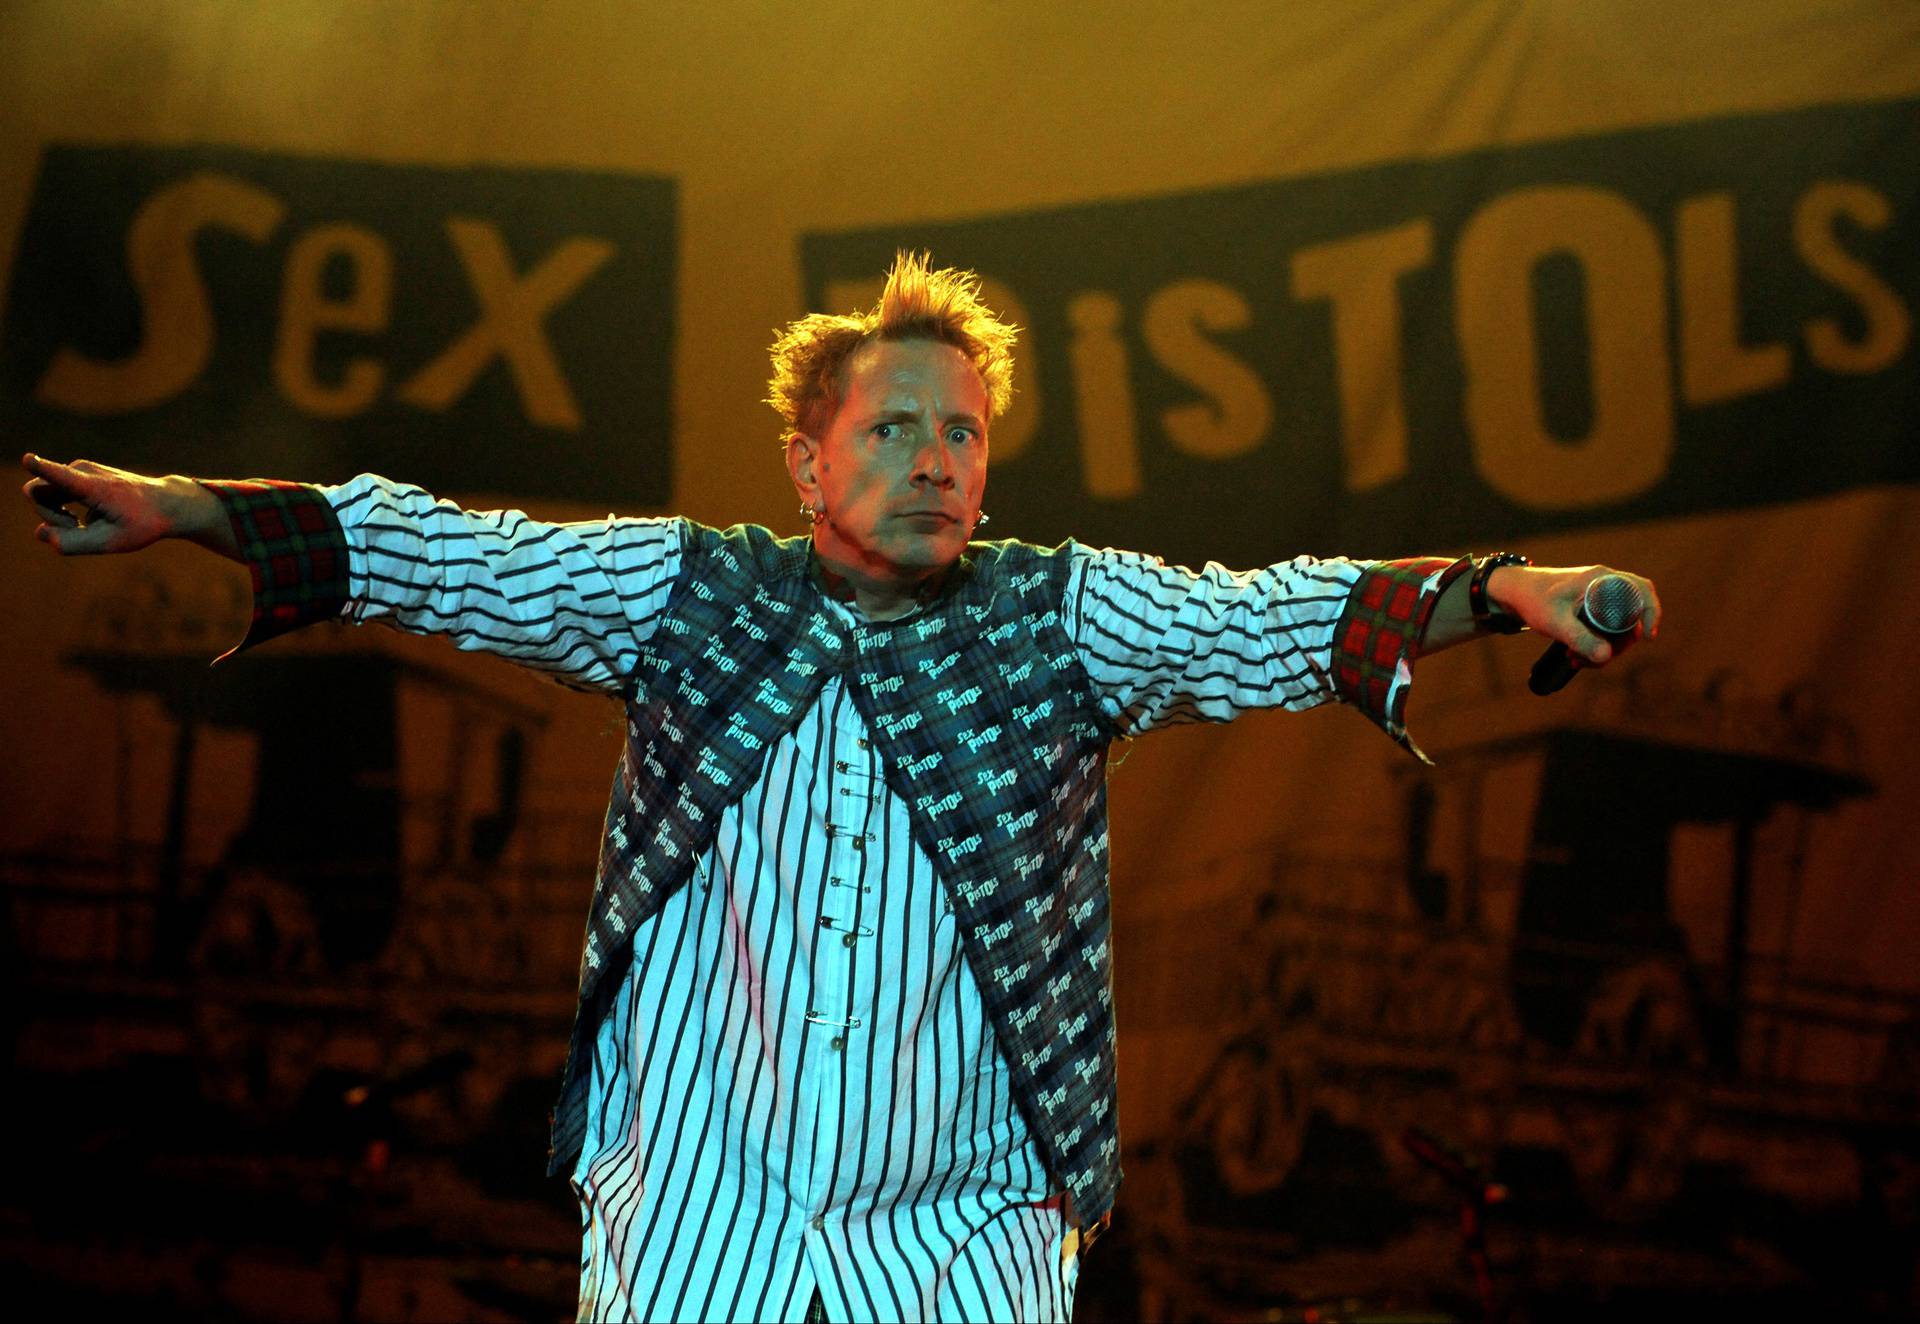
[789,337,989,582]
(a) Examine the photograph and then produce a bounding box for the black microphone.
[1529,573,1644,696]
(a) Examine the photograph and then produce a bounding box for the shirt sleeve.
[1063,544,1470,763]
[201,473,684,695]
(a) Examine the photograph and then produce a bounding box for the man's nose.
[912,435,954,484]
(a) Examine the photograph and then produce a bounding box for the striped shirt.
[313,475,1380,1324]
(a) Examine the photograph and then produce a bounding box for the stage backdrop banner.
[806,96,1917,569]
[1,144,677,504]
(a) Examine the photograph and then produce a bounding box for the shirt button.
[810,1215,826,1231]
[830,1035,845,1051]
[841,933,856,948]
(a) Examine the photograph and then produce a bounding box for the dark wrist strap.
[1470,553,1530,633]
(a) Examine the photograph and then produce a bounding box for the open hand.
[21,453,201,555]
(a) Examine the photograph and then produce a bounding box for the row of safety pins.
[814,747,879,1039]
[826,756,881,892]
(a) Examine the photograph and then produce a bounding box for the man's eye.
[947,428,976,445]
[873,423,898,440]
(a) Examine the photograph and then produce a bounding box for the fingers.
[1616,574,1660,652]
[1640,576,1662,639]
[21,453,95,518]
[1604,570,1661,653]
[1571,567,1661,665]
[38,514,128,555]
[23,476,81,525]
[1568,621,1613,667]
[21,452,102,498]
[22,454,105,554]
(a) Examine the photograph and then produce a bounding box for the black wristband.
[1470,553,1530,633]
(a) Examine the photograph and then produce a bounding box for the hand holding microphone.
[1529,572,1648,695]
[1468,556,1661,693]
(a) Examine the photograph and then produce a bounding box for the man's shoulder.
[948,539,1085,626]
[678,520,811,581]
[966,536,1082,576]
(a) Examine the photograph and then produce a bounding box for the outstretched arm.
[22,453,683,693]
[1068,545,1370,735]
[21,452,241,560]
[1067,545,1663,763]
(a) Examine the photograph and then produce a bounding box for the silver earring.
[801,502,825,525]
[974,511,990,527]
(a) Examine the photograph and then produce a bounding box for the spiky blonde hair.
[766,250,1018,440]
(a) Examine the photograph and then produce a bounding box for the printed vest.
[546,521,1126,1223]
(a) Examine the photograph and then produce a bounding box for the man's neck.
[811,540,952,621]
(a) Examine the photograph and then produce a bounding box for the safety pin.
[805,1010,863,1029]
[817,915,875,936]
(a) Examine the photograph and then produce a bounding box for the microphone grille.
[1582,574,1645,635]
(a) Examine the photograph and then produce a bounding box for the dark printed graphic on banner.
[1,145,676,505]
[805,98,1918,567]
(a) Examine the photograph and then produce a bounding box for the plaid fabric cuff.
[200,479,350,661]
[1331,555,1473,764]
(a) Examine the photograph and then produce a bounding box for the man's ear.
[785,430,820,503]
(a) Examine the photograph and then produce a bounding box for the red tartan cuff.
[1331,555,1473,762]
[199,479,350,662]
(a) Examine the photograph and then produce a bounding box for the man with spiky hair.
[22,251,1659,1323]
